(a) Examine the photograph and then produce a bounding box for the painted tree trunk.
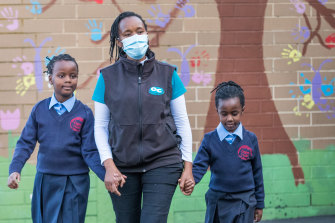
[205,0,305,185]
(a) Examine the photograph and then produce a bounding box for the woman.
[92,11,194,223]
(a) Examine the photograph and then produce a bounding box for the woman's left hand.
[178,161,195,196]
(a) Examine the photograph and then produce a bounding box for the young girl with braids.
[8,54,105,222]
[192,81,264,223]
[92,11,194,222]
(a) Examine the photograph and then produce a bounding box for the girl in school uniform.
[7,54,105,223]
[192,81,264,223]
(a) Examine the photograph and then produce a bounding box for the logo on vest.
[149,86,164,95]
[238,145,253,160]
[70,117,84,132]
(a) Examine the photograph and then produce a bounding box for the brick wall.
[0,0,334,222]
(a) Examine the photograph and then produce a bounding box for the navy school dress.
[9,96,105,223]
[32,173,90,223]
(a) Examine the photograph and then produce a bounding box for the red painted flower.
[70,117,84,132]
[238,145,253,160]
[325,33,335,48]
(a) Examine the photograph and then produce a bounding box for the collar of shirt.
[216,122,243,141]
[49,93,76,112]
[140,57,148,65]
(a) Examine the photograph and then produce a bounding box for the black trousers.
[109,163,183,223]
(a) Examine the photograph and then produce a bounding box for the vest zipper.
[138,65,144,171]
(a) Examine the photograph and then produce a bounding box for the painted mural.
[0,0,334,222]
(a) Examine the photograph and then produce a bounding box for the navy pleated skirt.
[31,172,90,223]
[205,188,257,223]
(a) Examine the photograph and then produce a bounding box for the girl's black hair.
[109,11,152,62]
[211,81,245,108]
[45,53,78,76]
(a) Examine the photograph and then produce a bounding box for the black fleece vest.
[101,52,182,172]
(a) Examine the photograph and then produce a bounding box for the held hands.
[8,172,21,189]
[254,209,263,222]
[104,159,127,196]
[178,161,195,196]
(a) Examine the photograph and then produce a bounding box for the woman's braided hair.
[211,81,245,109]
[109,11,152,62]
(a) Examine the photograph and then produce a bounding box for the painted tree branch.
[302,0,335,55]
[42,0,57,13]
[305,0,335,29]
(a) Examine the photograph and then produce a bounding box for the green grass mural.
[1,140,334,222]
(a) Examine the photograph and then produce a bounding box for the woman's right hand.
[8,172,20,189]
[103,158,127,196]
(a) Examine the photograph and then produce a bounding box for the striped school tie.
[225,134,236,144]
[54,103,67,115]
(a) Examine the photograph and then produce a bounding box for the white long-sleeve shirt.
[94,94,192,164]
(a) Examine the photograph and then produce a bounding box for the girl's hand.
[254,209,263,222]
[103,159,127,196]
[178,161,195,196]
[8,172,20,189]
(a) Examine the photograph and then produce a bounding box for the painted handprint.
[168,45,195,86]
[12,56,34,76]
[147,5,171,28]
[192,71,212,86]
[301,94,315,110]
[302,59,335,119]
[292,25,310,43]
[175,0,195,18]
[299,73,312,95]
[321,77,334,97]
[190,50,210,68]
[290,0,306,14]
[0,7,19,31]
[26,0,42,14]
[281,44,302,65]
[86,19,103,41]
[16,73,36,96]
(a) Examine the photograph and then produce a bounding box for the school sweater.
[192,126,265,209]
[9,98,105,181]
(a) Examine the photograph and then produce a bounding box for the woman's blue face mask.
[121,34,149,60]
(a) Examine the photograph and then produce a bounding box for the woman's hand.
[103,159,127,196]
[178,161,195,196]
[8,172,20,189]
